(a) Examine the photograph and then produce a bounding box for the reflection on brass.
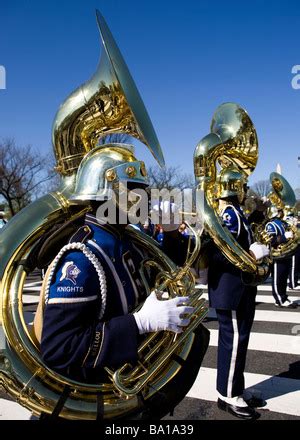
[105,168,117,182]
[272,177,283,192]
[140,161,147,177]
[108,223,208,397]
[269,172,296,209]
[194,102,270,285]
[125,165,137,178]
[52,10,164,176]
[265,172,298,259]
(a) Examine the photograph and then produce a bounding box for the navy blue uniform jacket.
[265,218,287,247]
[207,204,256,310]
[41,214,152,383]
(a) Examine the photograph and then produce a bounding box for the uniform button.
[111,257,115,262]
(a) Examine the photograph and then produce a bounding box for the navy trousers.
[216,290,256,398]
[272,258,292,304]
[289,246,300,289]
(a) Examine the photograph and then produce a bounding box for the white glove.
[151,200,180,232]
[133,291,194,334]
[249,242,270,260]
[285,231,294,240]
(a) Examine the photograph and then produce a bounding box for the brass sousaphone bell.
[269,172,296,211]
[193,102,270,285]
[0,11,208,420]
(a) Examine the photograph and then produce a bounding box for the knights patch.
[60,261,81,285]
[266,223,275,233]
[223,213,232,224]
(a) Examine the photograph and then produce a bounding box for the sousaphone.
[267,172,298,259]
[0,11,209,420]
[193,102,270,285]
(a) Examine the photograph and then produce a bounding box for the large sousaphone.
[0,11,209,420]
[193,102,270,285]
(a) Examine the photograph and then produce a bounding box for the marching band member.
[40,146,194,380]
[265,206,298,307]
[206,167,269,420]
[0,211,7,229]
[37,145,209,418]
[285,208,300,291]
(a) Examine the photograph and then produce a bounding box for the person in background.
[142,218,155,237]
[285,209,300,292]
[265,206,298,308]
[155,225,164,244]
[0,211,7,229]
[178,222,188,236]
[206,167,269,420]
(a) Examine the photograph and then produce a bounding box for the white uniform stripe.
[226,311,239,398]
[209,329,300,355]
[291,255,296,289]
[187,367,300,417]
[87,240,128,314]
[48,295,98,304]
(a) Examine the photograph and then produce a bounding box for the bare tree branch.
[146,165,194,190]
[250,180,271,197]
[0,138,55,216]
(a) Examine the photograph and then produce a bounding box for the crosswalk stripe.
[209,329,300,355]
[23,286,42,292]
[187,367,300,417]
[206,308,300,324]
[201,292,300,305]
[0,399,31,420]
[196,283,300,294]
[255,295,300,304]
[23,281,42,287]
[23,295,39,304]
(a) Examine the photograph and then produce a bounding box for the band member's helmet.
[70,143,148,202]
[217,166,246,203]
